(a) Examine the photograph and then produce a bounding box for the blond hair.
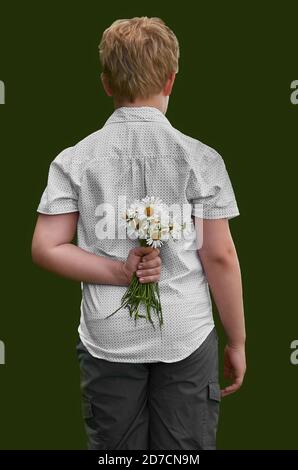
[99,17,179,102]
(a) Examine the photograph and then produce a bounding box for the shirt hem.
[36,208,79,215]
[78,323,215,364]
[192,210,240,220]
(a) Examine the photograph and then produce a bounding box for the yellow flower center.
[146,206,154,217]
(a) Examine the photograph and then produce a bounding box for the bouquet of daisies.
[107,196,187,330]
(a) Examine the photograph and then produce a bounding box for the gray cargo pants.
[76,327,221,450]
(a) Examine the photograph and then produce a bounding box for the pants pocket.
[81,396,108,450]
[203,381,221,449]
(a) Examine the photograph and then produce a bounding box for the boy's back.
[37,105,239,362]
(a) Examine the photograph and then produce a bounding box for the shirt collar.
[103,106,172,126]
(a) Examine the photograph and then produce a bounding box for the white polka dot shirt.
[37,106,240,363]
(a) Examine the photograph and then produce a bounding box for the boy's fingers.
[138,257,161,269]
[142,248,160,261]
[136,267,161,277]
[133,247,154,257]
[221,377,243,397]
[139,274,160,283]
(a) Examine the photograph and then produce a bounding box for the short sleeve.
[186,143,240,219]
[37,147,79,215]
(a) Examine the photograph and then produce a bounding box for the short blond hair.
[99,17,179,103]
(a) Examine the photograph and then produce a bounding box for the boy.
[32,16,246,450]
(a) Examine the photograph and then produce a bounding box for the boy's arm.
[197,218,246,397]
[32,213,161,285]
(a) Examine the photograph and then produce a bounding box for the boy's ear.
[163,72,176,97]
[101,72,113,97]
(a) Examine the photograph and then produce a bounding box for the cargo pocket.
[81,397,107,450]
[82,397,94,420]
[203,381,221,449]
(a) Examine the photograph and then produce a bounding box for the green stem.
[106,240,163,330]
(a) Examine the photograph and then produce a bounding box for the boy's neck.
[113,95,168,115]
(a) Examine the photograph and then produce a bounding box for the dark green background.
[0,2,297,449]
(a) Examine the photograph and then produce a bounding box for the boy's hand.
[123,247,161,284]
[221,344,246,397]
